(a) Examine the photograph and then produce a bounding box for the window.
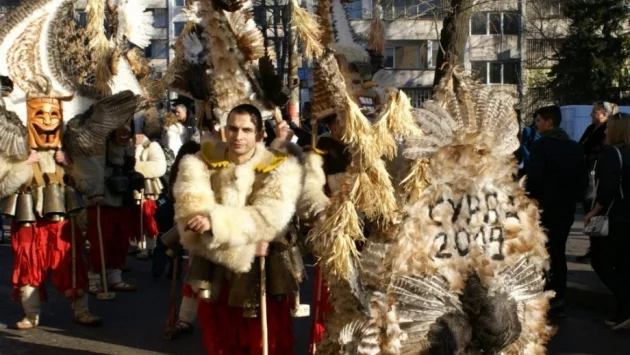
[470,12,487,35]
[384,41,437,69]
[76,11,87,27]
[527,0,565,19]
[471,62,488,83]
[174,22,186,36]
[152,9,168,28]
[174,0,185,6]
[383,0,444,19]
[470,12,520,35]
[401,88,432,108]
[384,47,395,68]
[145,40,168,59]
[471,61,520,85]
[345,0,363,19]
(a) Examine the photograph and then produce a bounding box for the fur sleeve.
[297,152,329,221]
[207,156,302,248]
[135,142,167,178]
[0,156,32,198]
[68,156,105,197]
[173,154,217,252]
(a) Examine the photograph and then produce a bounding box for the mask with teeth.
[115,125,132,146]
[26,97,63,149]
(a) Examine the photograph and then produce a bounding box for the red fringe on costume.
[127,200,159,243]
[309,265,332,354]
[85,206,132,271]
[197,281,295,355]
[11,219,88,300]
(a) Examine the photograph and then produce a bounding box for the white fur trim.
[297,152,329,221]
[173,144,303,272]
[135,141,167,179]
[0,156,32,198]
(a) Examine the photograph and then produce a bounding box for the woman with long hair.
[585,112,630,330]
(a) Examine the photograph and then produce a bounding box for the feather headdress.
[164,0,289,125]
[336,67,554,355]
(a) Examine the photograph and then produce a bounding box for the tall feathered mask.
[338,67,554,355]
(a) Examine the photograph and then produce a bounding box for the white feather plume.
[182,32,204,65]
[116,0,154,48]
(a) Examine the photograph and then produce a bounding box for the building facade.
[345,0,568,115]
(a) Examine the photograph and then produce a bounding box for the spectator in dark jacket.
[527,105,588,318]
[577,101,617,263]
[585,112,630,330]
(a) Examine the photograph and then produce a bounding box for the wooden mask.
[26,97,63,149]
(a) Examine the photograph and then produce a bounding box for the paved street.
[0,223,629,354]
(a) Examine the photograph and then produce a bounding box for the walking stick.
[260,256,268,355]
[163,254,180,340]
[70,216,77,301]
[96,205,116,300]
[140,192,146,252]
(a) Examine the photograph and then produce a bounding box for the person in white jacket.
[162,111,187,156]
[134,108,167,260]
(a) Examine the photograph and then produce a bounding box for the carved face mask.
[115,125,132,146]
[26,97,63,149]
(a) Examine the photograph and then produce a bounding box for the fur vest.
[173,141,302,273]
[134,138,167,179]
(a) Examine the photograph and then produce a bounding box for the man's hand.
[55,150,71,166]
[26,150,40,165]
[89,195,105,206]
[187,215,212,234]
[274,120,294,142]
[255,241,269,257]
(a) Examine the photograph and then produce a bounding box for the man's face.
[225,112,261,156]
[534,114,553,134]
[26,98,63,149]
[175,107,187,123]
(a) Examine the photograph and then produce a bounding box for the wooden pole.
[260,257,268,355]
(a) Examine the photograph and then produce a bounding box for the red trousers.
[198,281,295,355]
[309,266,332,354]
[126,200,159,243]
[12,219,88,300]
[85,206,133,272]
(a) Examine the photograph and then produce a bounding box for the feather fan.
[63,90,139,158]
[0,107,29,160]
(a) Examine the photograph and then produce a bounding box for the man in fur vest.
[173,104,302,354]
[133,108,167,260]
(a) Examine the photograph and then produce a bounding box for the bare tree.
[433,0,475,86]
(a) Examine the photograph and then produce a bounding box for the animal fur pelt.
[335,67,554,354]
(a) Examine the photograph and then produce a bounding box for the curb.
[566,281,615,313]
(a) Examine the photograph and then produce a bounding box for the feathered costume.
[0,0,151,328]
[168,2,305,354]
[322,67,554,354]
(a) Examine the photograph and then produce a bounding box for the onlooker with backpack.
[517,120,540,177]
[527,105,588,319]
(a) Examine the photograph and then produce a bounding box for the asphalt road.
[0,241,629,355]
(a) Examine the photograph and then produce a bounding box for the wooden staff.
[96,205,116,300]
[260,256,268,355]
[140,191,145,251]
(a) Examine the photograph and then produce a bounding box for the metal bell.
[161,227,182,258]
[152,178,163,195]
[43,183,66,220]
[143,179,155,196]
[15,192,36,226]
[184,256,214,300]
[1,193,18,217]
[64,186,85,216]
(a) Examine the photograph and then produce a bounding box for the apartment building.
[346,0,568,112]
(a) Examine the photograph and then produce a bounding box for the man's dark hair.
[535,105,562,127]
[227,104,263,133]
